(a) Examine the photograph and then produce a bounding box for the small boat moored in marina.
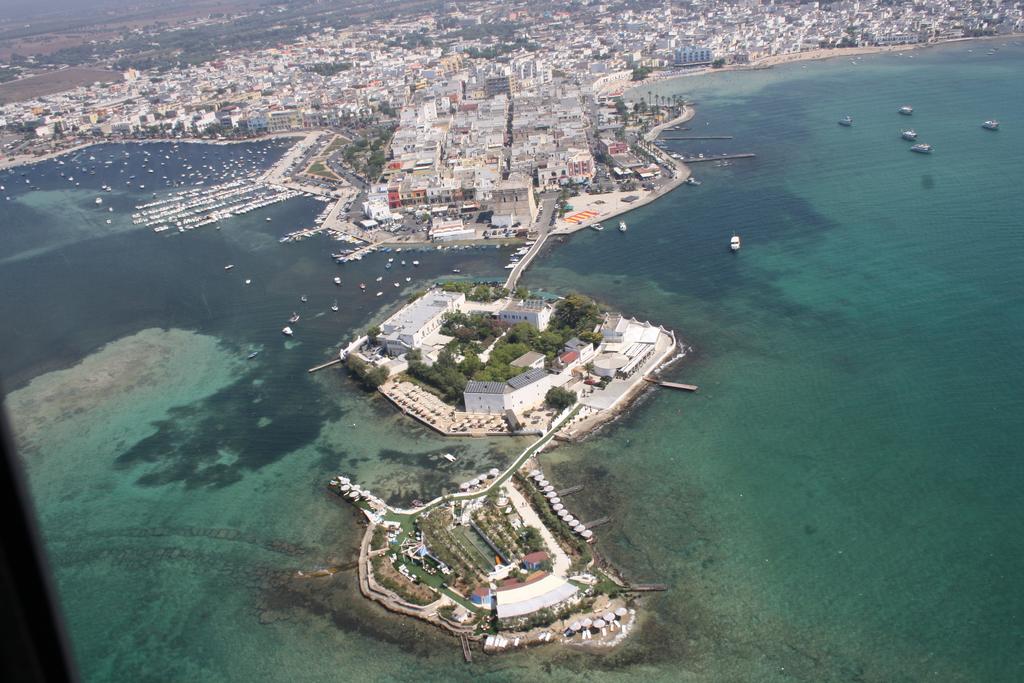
[591,223,604,231]
[618,220,628,233]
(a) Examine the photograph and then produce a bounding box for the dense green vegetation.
[404,294,603,406]
[544,386,577,411]
[345,354,389,390]
[631,66,654,81]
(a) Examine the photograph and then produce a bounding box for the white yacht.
[730,234,742,252]
[618,220,628,232]
[281,326,294,336]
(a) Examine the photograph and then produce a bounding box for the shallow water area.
[2,41,1024,682]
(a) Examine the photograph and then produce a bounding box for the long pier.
[582,517,610,529]
[624,584,668,592]
[308,358,343,373]
[460,634,473,662]
[660,135,734,140]
[643,377,699,392]
[680,153,756,163]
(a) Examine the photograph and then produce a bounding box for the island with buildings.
[3,0,1020,660]
[330,283,680,653]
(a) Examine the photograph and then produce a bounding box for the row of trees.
[345,354,389,390]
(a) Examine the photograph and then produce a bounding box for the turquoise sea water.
[2,41,1023,681]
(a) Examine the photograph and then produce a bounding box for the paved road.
[504,194,558,290]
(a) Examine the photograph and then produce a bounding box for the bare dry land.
[0,67,120,104]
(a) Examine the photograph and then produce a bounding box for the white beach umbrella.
[570,621,581,631]
[604,612,616,622]
[549,497,560,505]
[529,469,541,477]
[581,618,593,629]
[553,503,564,512]
[538,479,549,487]
[615,607,628,617]
[542,485,554,492]
[581,530,594,539]
[593,618,606,629]
[488,468,500,477]
[574,524,586,533]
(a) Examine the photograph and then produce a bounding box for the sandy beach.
[622,37,990,97]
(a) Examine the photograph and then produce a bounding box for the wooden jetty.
[460,634,473,662]
[308,357,342,373]
[680,153,756,163]
[556,484,584,497]
[643,377,699,392]
[660,135,734,140]
[582,517,611,529]
[624,584,668,592]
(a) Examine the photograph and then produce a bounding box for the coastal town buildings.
[5,0,1018,186]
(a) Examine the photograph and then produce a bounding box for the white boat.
[333,276,342,285]
[412,260,420,266]
[224,264,234,271]
[244,279,252,285]
[331,300,339,312]
[618,220,628,232]
[282,326,294,336]
[95,197,103,204]
[591,223,604,231]
[376,291,383,297]
[730,234,741,252]
[442,453,457,463]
